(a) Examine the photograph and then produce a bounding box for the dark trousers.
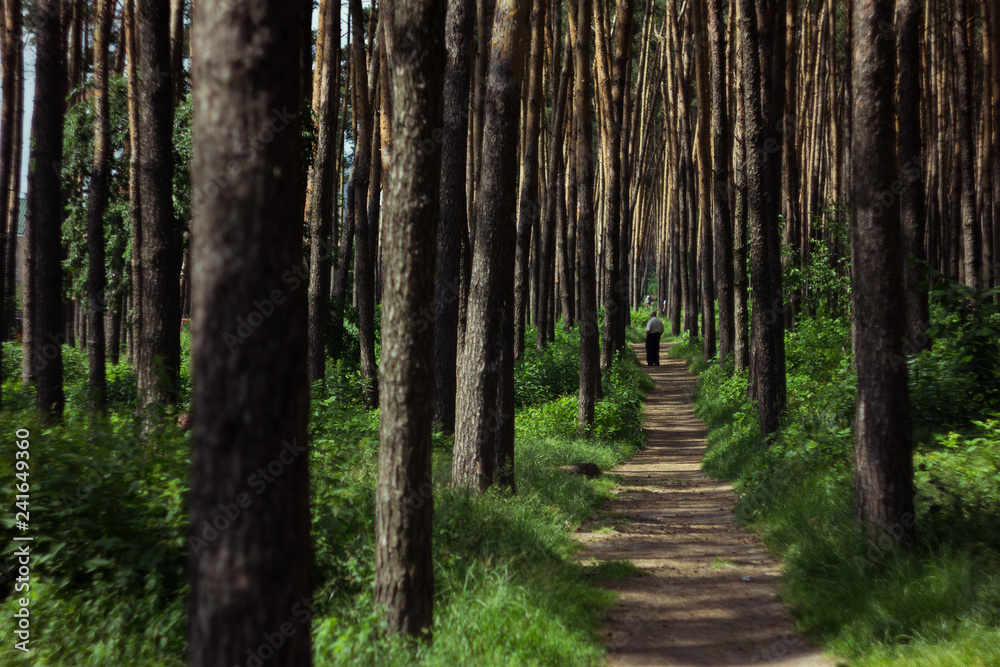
[645,332,662,365]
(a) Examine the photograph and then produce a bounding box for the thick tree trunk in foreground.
[571,0,599,428]
[434,0,473,433]
[453,0,530,491]
[741,0,785,435]
[376,0,445,636]
[136,0,180,409]
[86,0,114,413]
[30,0,65,420]
[850,0,915,545]
[188,2,312,664]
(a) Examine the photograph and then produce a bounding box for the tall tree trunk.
[170,0,186,104]
[471,0,496,238]
[20,125,33,385]
[350,0,377,408]
[452,0,530,491]
[3,6,22,344]
[850,0,915,545]
[367,74,384,314]
[898,0,928,351]
[514,0,545,359]
[733,0,750,371]
[109,293,122,365]
[564,100,578,328]
[30,0,66,420]
[571,0,599,427]
[124,0,143,368]
[66,0,82,94]
[955,0,980,290]
[136,0,180,409]
[434,0,473,433]
[376,0,444,637]
[86,0,114,413]
[600,0,633,370]
[709,0,734,362]
[781,0,800,327]
[741,0,786,434]
[307,0,339,383]
[693,0,715,360]
[543,28,572,346]
[188,2,312,664]
[0,0,19,372]
[981,0,996,293]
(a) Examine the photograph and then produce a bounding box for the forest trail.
[576,343,836,667]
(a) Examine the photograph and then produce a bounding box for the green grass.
[709,558,738,570]
[0,322,653,665]
[682,314,1000,665]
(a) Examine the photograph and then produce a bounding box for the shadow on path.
[576,343,836,667]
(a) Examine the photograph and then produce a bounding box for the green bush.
[514,327,581,408]
[688,313,1000,664]
[0,320,652,665]
[0,412,189,665]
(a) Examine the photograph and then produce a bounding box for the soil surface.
[576,343,836,666]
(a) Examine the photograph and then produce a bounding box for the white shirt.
[646,317,665,334]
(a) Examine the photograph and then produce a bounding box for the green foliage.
[667,332,709,375]
[924,269,1000,407]
[782,203,851,320]
[914,420,1000,544]
[58,81,193,318]
[172,93,194,232]
[514,327,581,407]
[628,309,652,343]
[0,412,189,666]
[60,76,133,301]
[306,324,649,665]
[0,321,651,665]
[687,313,1000,664]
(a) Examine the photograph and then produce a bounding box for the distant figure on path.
[645,311,665,366]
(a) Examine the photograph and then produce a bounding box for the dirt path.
[576,343,836,667]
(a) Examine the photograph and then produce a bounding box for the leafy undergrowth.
[672,312,1000,665]
[0,320,651,665]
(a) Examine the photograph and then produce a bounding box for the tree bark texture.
[452,0,530,491]
[136,0,181,409]
[188,1,312,664]
[850,0,915,545]
[434,0,474,433]
[30,0,66,420]
[375,0,444,637]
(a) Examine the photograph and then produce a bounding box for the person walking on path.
[645,311,665,366]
